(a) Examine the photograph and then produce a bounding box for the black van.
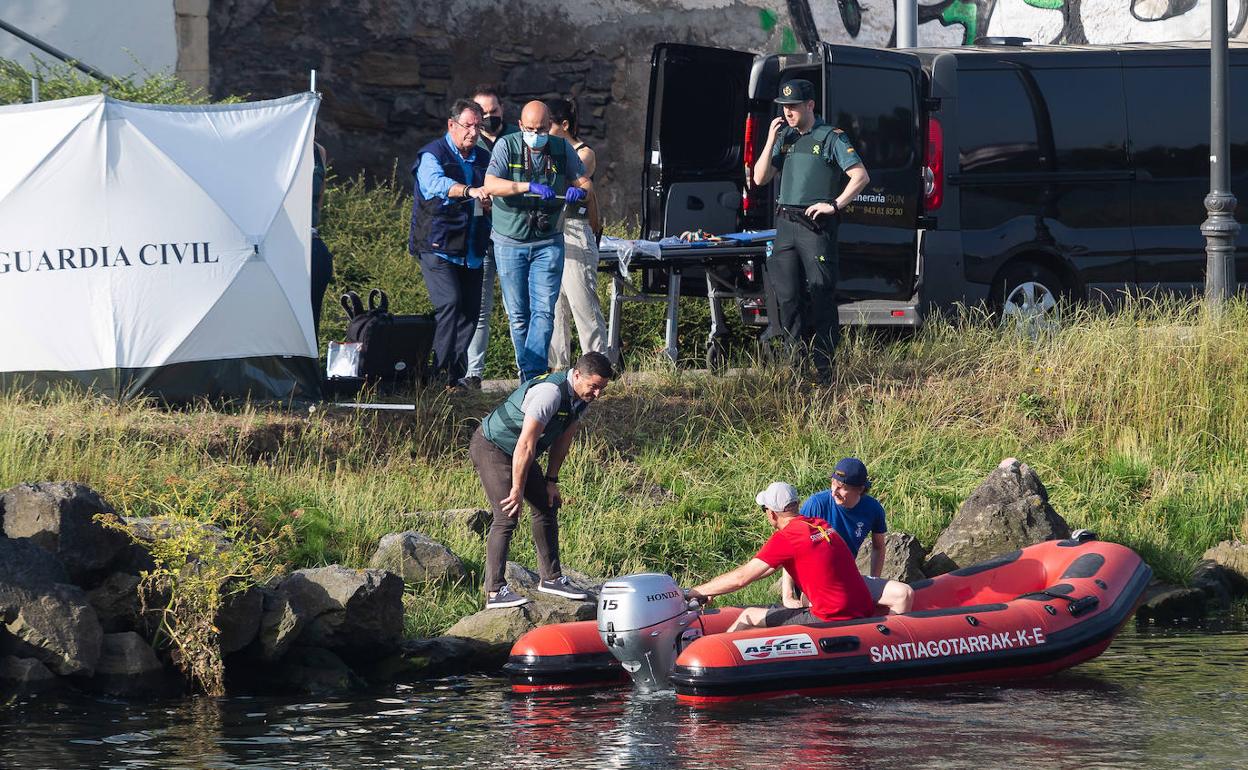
[640,40,1248,328]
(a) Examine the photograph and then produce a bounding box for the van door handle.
[687,196,704,211]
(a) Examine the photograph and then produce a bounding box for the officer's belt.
[775,203,826,234]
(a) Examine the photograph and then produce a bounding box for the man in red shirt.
[686,482,873,632]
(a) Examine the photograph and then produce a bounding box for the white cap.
[755,482,799,512]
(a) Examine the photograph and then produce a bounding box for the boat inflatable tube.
[505,537,1151,701]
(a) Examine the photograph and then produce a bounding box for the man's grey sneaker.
[457,375,482,390]
[538,576,589,600]
[486,585,529,609]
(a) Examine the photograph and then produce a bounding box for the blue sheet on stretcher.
[656,230,776,248]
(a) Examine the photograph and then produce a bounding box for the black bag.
[339,289,435,385]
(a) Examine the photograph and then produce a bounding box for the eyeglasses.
[521,128,550,136]
[452,118,482,132]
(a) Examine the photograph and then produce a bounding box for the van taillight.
[923,116,944,211]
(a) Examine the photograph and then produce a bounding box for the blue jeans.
[493,237,565,381]
[465,248,494,378]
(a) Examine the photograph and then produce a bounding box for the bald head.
[519,100,550,133]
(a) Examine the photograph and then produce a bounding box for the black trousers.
[310,235,334,341]
[420,251,484,384]
[765,215,841,377]
[469,427,561,593]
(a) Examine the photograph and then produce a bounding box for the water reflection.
[1,618,1245,769]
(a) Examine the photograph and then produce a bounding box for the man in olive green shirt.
[752,79,870,384]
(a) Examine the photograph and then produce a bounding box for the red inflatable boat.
[505,536,1151,702]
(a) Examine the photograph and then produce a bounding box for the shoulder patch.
[832,128,844,134]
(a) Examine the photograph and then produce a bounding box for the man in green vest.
[469,350,615,609]
[481,101,593,382]
[752,79,871,385]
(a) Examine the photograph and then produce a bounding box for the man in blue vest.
[411,99,493,388]
[789,457,914,614]
[480,101,593,382]
[470,350,615,609]
[752,79,871,386]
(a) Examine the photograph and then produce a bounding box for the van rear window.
[828,66,917,171]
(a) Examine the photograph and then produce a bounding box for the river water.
[2,617,1245,770]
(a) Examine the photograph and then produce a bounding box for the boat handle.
[1067,595,1100,617]
[818,636,861,654]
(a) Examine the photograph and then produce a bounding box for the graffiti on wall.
[796,0,1248,48]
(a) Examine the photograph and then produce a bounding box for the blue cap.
[831,457,870,489]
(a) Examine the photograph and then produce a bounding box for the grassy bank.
[2,299,1246,635]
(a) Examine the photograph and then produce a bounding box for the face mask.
[523,131,549,150]
[482,116,503,134]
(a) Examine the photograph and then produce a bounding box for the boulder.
[856,533,927,583]
[0,536,70,588]
[923,459,1070,576]
[0,582,103,676]
[443,597,596,664]
[1,482,130,585]
[216,585,264,655]
[270,646,362,695]
[1136,584,1207,625]
[270,566,404,660]
[1200,540,1248,594]
[83,631,170,697]
[1189,560,1235,609]
[503,562,600,602]
[378,636,503,680]
[256,587,303,662]
[85,572,143,633]
[369,531,467,584]
[0,655,59,694]
[400,508,491,537]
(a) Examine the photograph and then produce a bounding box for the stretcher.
[597,230,774,368]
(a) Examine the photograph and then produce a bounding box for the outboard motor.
[597,573,701,691]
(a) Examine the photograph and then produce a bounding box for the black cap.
[775,79,815,104]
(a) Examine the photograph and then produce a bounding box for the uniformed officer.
[752,79,870,384]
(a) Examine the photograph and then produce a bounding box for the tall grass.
[2,298,1246,634]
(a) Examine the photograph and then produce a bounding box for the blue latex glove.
[528,182,555,200]
[565,187,587,204]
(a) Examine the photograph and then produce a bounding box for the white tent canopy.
[0,92,321,401]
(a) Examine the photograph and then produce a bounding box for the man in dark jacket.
[411,99,493,388]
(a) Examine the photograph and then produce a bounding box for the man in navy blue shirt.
[789,457,914,614]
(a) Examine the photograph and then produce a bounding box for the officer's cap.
[775,79,816,104]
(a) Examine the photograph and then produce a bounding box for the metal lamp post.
[1203,0,1239,310]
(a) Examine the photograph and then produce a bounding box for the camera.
[526,209,551,231]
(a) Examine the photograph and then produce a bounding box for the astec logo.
[733,633,817,660]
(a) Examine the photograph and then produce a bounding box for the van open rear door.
[641,44,756,240]
[823,44,924,308]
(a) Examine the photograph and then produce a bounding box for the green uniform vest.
[775,122,853,207]
[481,371,587,457]
[491,133,572,242]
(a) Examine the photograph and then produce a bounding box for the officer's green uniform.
[767,80,864,381]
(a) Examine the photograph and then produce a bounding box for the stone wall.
[208,0,792,221]
[209,0,1248,222]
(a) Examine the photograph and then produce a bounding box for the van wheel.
[994,263,1064,336]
